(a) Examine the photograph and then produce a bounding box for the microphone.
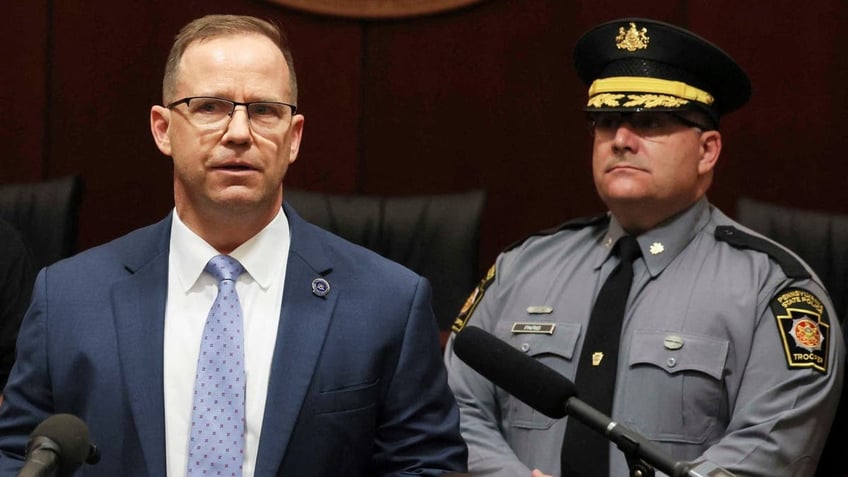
[453,325,574,419]
[452,326,737,477]
[18,414,100,477]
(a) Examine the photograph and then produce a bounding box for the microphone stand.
[565,399,693,477]
[616,429,657,477]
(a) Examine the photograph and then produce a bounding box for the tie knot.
[205,255,245,282]
[616,236,642,263]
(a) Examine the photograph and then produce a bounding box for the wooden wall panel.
[360,0,590,265]
[4,0,848,276]
[47,1,171,249]
[2,2,48,182]
[691,2,848,216]
[29,1,364,251]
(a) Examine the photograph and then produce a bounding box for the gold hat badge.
[616,22,650,52]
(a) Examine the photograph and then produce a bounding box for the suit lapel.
[111,217,171,476]
[106,209,339,475]
[254,204,338,475]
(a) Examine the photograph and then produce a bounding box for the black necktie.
[561,236,642,476]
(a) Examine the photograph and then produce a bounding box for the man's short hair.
[162,14,298,104]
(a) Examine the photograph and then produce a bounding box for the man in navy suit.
[0,14,467,476]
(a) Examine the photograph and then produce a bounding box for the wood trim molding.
[264,0,488,19]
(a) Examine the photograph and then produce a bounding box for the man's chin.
[211,190,266,211]
[599,189,650,206]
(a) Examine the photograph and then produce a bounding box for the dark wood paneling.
[360,0,590,264]
[691,2,848,217]
[2,1,48,182]
[5,0,848,276]
[33,1,364,250]
[48,1,171,249]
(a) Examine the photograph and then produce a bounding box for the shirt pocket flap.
[496,321,581,359]
[628,330,728,380]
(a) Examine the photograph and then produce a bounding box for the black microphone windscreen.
[453,326,575,418]
[30,414,92,471]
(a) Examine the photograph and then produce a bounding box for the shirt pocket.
[620,330,728,444]
[496,321,581,430]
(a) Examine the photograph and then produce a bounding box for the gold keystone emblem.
[592,352,604,366]
[616,22,650,52]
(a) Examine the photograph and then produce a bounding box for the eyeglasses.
[166,96,297,132]
[588,111,710,138]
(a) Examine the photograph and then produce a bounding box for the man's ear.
[698,130,722,175]
[150,105,172,156]
[287,114,305,165]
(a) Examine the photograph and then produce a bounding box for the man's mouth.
[213,162,257,172]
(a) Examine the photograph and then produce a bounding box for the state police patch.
[771,287,830,373]
[451,264,496,333]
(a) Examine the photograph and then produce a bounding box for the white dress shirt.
[163,208,290,477]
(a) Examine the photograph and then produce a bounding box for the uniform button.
[667,357,677,367]
[520,343,530,352]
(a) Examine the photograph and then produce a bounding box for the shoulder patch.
[451,264,496,333]
[714,225,810,279]
[771,287,831,373]
[504,214,609,253]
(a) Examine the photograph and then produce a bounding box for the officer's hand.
[531,469,554,477]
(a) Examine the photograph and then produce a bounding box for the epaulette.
[453,214,609,334]
[503,213,610,253]
[714,225,810,279]
[458,214,609,333]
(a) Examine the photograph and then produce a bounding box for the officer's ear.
[698,130,721,175]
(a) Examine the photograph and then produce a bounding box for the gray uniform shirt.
[444,198,845,476]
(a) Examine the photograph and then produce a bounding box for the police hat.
[574,18,751,126]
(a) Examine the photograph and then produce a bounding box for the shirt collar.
[170,208,290,292]
[599,198,711,276]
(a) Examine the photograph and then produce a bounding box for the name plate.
[511,322,556,335]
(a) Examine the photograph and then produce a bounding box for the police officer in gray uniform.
[444,18,845,477]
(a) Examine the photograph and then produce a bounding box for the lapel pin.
[312,278,330,297]
[649,242,665,255]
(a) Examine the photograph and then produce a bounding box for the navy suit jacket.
[0,204,467,476]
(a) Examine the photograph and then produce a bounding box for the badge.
[616,22,650,52]
[771,287,830,373]
[311,278,330,297]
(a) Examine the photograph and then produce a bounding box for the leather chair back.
[736,196,847,477]
[0,175,84,270]
[285,188,486,332]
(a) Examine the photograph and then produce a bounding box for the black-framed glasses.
[587,111,711,138]
[166,96,297,132]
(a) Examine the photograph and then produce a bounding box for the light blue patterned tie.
[187,255,246,477]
